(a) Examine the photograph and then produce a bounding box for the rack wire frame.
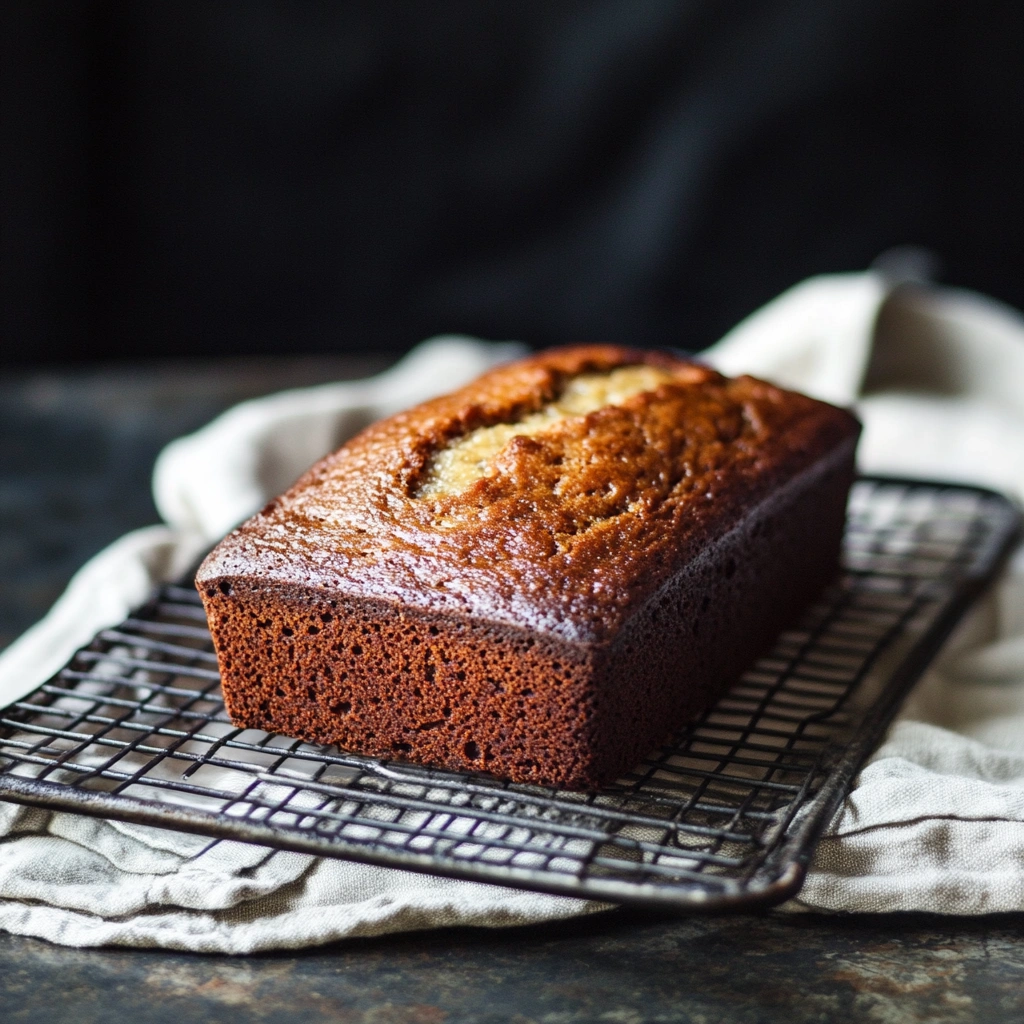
[0,477,1020,911]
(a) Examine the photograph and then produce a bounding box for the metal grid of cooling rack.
[0,477,1019,910]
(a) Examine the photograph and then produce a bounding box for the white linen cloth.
[1,278,1023,950]
[710,275,1024,913]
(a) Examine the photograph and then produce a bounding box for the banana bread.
[197,346,860,789]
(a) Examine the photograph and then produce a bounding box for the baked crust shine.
[197,346,860,788]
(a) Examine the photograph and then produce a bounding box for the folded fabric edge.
[0,886,609,954]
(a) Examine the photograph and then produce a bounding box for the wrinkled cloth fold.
[709,274,1024,913]
[1,281,1023,949]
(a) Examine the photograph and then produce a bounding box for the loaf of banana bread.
[197,346,860,788]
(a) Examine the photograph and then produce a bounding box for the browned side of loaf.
[594,441,854,784]
[199,434,855,789]
[204,584,600,786]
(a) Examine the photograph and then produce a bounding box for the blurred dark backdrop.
[3,1,1022,364]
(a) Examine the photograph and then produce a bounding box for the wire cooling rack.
[0,477,1019,911]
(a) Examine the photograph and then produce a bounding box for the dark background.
[3,1,1023,364]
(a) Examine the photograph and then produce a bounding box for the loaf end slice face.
[197,346,860,789]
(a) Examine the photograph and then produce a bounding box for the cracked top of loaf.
[197,346,860,643]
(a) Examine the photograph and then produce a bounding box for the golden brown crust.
[197,345,861,788]
[199,345,858,643]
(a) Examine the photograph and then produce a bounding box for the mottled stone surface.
[2,359,1022,1023]
[3,911,1024,1023]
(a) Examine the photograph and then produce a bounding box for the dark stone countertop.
[1,357,1022,1023]
[3,910,1024,1024]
